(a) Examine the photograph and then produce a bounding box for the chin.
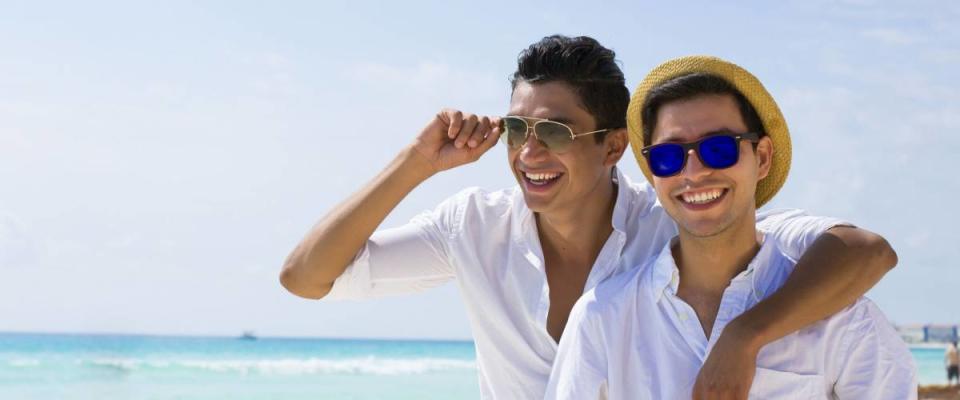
[679,221,727,238]
[669,208,730,238]
[522,194,552,213]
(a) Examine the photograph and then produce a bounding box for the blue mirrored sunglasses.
[640,132,761,177]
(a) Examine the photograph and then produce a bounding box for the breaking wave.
[77,356,476,375]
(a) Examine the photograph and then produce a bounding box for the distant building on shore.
[896,324,958,344]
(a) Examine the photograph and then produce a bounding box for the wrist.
[723,316,767,356]
[398,145,438,182]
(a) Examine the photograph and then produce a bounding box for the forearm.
[729,226,898,349]
[279,146,435,299]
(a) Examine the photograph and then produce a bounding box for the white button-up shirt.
[546,233,918,400]
[327,169,845,399]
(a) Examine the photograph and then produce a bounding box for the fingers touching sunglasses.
[441,111,501,149]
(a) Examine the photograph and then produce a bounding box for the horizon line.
[0,329,474,343]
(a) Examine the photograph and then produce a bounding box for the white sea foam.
[85,358,140,372]
[82,356,476,375]
[7,359,41,367]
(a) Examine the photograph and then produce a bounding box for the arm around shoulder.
[694,224,900,398]
[823,225,899,276]
[740,221,899,346]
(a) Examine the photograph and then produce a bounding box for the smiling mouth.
[677,188,727,205]
[522,171,563,186]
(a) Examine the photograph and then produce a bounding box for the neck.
[672,211,760,339]
[536,171,617,263]
[674,212,760,297]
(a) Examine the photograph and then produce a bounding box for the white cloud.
[233,51,301,98]
[343,61,504,104]
[0,128,38,155]
[0,214,40,269]
[904,231,931,250]
[860,28,920,45]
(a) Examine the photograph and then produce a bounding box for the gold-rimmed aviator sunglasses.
[500,116,608,153]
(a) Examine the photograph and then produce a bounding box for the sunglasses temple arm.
[572,129,608,138]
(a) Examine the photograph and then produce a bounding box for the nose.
[681,148,712,181]
[519,130,550,162]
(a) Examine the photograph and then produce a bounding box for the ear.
[603,128,628,167]
[755,136,774,181]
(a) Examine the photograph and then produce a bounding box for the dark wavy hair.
[640,73,766,146]
[510,35,629,142]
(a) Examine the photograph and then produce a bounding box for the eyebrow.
[659,127,739,143]
[507,115,577,126]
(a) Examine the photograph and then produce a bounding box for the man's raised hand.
[410,109,502,175]
[691,324,760,400]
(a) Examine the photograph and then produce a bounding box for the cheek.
[563,144,605,173]
[557,153,591,180]
[506,148,519,167]
[730,166,760,197]
[652,178,676,203]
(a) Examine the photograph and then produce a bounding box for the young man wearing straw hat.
[546,56,917,399]
[281,36,900,399]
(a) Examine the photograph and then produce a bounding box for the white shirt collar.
[650,232,777,303]
[610,167,633,235]
[510,167,634,271]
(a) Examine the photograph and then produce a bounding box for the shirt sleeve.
[757,208,853,261]
[545,293,608,400]
[324,192,463,300]
[832,300,919,399]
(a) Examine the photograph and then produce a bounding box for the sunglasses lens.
[501,118,529,148]
[534,121,574,152]
[699,135,739,169]
[647,144,686,177]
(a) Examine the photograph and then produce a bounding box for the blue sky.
[1,1,957,339]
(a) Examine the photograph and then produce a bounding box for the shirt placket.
[664,273,711,360]
[519,229,551,331]
[535,231,627,349]
[705,277,751,356]
[584,231,627,290]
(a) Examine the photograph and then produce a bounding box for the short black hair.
[510,35,629,143]
[640,73,765,146]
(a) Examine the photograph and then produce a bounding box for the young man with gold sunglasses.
[279,36,899,399]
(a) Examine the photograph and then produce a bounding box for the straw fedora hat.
[626,55,791,208]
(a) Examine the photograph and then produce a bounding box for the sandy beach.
[921,385,960,399]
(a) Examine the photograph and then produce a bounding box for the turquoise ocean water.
[0,333,945,399]
[0,333,479,400]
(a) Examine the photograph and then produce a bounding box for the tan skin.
[505,82,627,341]
[280,81,897,398]
[278,108,501,299]
[654,94,884,400]
[652,94,775,340]
[541,221,612,341]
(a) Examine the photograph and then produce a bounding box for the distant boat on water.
[239,331,257,341]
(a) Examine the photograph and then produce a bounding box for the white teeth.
[681,189,723,204]
[524,172,561,182]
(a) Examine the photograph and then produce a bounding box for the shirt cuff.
[324,244,373,301]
